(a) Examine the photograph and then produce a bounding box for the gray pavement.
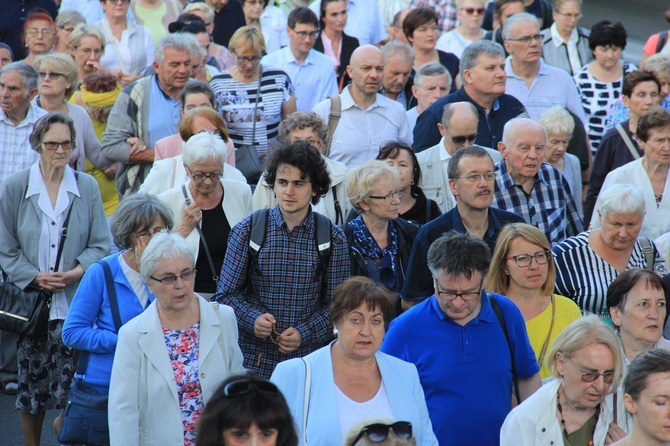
[0,392,59,446]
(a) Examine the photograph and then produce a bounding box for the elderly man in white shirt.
[417,101,502,212]
[406,62,451,142]
[312,45,410,169]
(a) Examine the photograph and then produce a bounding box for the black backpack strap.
[656,31,669,54]
[76,259,122,377]
[248,209,270,279]
[332,186,343,225]
[313,212,333,298]
[489,293,521,403]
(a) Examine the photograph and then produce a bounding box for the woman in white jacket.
[501,316,630,446]
[109,232,245,446]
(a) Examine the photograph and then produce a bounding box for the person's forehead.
[474,53,504,67]
[162,49,190,62]
[420,73,450,87]
[510,124,546,144]
[293,22,318,31]
[508,19,540,36]
[458,155,493,172]
[0,71,25,87]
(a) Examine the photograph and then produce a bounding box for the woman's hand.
[119,73,140,87]
[126,137,146,156]
[51,264,85,287]
[102,163,119,180]
[254,313,276,338]
[175,203,202,238]
[32,264,84,292]
[605,422,627,445]
[277,327,301,354]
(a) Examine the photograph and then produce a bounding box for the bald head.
[439,102,480,154]
[502,118,546,145]
[347,45,384,98]
[350,45,384,68]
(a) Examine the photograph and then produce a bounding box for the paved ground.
[0,391,59,446]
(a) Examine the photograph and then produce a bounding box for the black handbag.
[235,72,263,184]
[59,260,121,446]
[0,197,75,339]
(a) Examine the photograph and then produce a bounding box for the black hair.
[376,143,422,197]
[288,7,319,30]
[588,20,627,51]
[168,19,208,35]
[263,140,331,205]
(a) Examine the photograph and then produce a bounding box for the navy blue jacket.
[412,88,527,152]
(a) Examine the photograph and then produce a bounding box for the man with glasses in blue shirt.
[382,231,541,446]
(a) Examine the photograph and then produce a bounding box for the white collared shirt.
[550,23,582,77]
[26,163,80,320]
[0,105,47,185]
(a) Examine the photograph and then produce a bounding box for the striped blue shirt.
[492,161,583,245]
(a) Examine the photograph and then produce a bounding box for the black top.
[482,0,553,31]
[401,187,442,226]
[195,193,231,294]
[211,0,246,48]
[437,50,460,93]
[567,109,591,172]
[313,32,360,91]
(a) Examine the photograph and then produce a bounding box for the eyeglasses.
[555,11,583,20]
[506,250,551,267]
[26,28,56,37]
[452,172,496,183]
[103,0,131,4]
[186,166,223,182]
[38,71,66,80]
[42,140,74,151]
[293,30,319,40]
[434,278,483,301]
[506,34,543,44]
[351,422,412,445]
[150,269,197,285]
[379,139,413,152]
[76,47,103,56]
[222,377,280,398]
[369,188,403,201]
[460,7,485,15]
[58,26,76,33]
[568,357,615,384]
[446,131,477,145]
[235,54,262,64]
[132,227,168,239]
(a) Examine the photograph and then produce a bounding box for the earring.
[411,180,415,186]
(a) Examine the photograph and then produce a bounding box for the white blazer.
[591,158,670,240]
[500,379,630,446]
[109,295,245,446]
[157,179,252,260]
[140,154,246,196]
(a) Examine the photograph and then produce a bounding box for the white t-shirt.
[335,381,394,439]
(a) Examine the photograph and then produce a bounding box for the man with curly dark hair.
[216,140,350,378]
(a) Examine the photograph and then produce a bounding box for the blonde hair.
[547,315,623,391]
[228,26,266,56]
[346,160,401,212]
[183,2,215,23]
[68,24,105,55]
[538,106,575,137]
[34,53,79,100]
[486,223,556,296]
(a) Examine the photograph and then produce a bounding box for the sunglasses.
[352,422,412,445]
[447,132,477,145]
[222,377,280,397]
[568,358,615,384]
[379,139,413,152]
[461,7,485,15]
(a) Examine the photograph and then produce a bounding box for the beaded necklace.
[556,390,599,446]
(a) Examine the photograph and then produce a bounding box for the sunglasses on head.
[222,377,280,397]
[352,422,412,445]
[379,139,413,152]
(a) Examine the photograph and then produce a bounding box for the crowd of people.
[1,0,670,445]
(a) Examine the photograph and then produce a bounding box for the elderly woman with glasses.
[196,375,298,446]
[54,10,86,54]
[344,161,419,307]
[376,140,441,226]
[501,315,629,445]
[157,132,251,297]
[210,26,296,184]
[21,11,58,67]
[109,232,245,446]
[607,269,670,375]
[487,223,582,379]
[272,277,437,446]
[67,25,106,87]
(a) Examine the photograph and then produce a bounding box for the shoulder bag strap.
[53,171,78,274]
[489,293,521,403]
[324,95,341,158]
[613,392,618,425]
[332,186,343,225]
[537,295,555,369]
[302,357,312,445]
[638,236,656,271]
[250,71,262,147]
[181,184,218,283]
[101,19,127,74]
[615,124,640,160]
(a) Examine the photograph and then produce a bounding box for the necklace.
[556,390,598,446]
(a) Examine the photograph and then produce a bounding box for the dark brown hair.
[329,277,395,329]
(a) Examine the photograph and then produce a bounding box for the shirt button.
[51,244,55,248]
[51,222,56,226]
[200,372,206,379]
[49,267,54,271]
[541,428,546,432]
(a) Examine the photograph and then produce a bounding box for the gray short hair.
[182,131,226,168]
[546,315,624,391]
[381,40,414,63]
[29,111,77,153]
[110,193,174,250]
[502,12,539,40]
[0,62,38,96]
[447,145,493,179]
[34,53,79,100]
[441,101,478,128]
[278,111,329,147]
[140,232,195,283]
[182,33,205,60]
[414,61,449,88]
[346,160,400,212]
[459,40,504,84]
[538,106,575,137]
[598,184,646,218]
[155,34,191,64]
[56,10,86,29]
[643,54,670,76]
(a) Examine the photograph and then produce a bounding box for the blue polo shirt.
[381,292,539,446]
[412,88,527,152]
[400,206,524,301]
[147,75,181,149]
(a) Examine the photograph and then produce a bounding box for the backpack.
[246,209,333,290]
[656,31,669,54]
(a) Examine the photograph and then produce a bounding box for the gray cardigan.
[0,167,110,302]
[540,27,592,76]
